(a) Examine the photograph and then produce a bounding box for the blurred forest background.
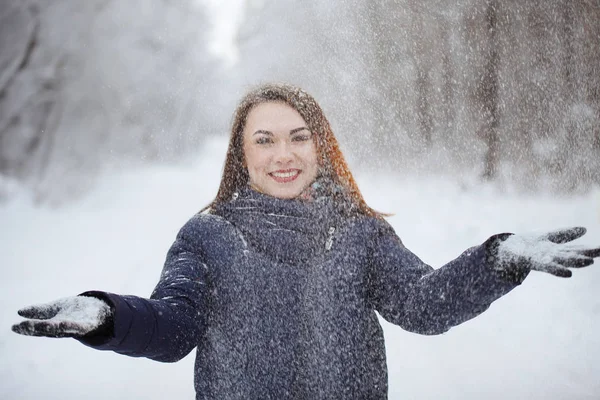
[1,0,599,204]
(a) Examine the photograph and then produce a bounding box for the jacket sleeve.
[367,221,526,335]
[78,215,209,362]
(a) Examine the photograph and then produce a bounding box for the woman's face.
[243,101,319,199]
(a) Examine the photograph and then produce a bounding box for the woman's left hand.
[489,227,600,278]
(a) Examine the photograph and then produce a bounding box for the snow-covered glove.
[11,295,113,338]
[487,227,600,280]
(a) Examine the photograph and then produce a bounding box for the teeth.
[271,171,299,178]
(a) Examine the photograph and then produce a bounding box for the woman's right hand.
[12,295,113,338]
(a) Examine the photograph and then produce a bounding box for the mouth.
[269,169,301,183]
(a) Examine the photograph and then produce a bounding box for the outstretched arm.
[368,224,598,335]
[13,215,210,363]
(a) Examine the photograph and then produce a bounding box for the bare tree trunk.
[479,0,500,180]
[563,0,576,154]
[0,2,40,177]
[416,67,433,147]
[410,4,435,149]
[581,1,600,183]
[364,1,397,160]
[440,23,456,134]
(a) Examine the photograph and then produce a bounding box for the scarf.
[213,178,349,263]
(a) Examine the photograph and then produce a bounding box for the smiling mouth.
[269,169,301,183]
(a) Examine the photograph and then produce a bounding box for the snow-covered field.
[1,137,599,399]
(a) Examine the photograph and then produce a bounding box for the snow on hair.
[202,83,385,218]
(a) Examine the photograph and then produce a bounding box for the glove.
[12,295,113,338]
[487,226,600,279]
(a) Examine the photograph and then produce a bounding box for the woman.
[12,84,599,399]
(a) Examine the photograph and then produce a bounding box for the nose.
[273,141,294,165]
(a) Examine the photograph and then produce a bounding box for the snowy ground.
[1,137,599,399]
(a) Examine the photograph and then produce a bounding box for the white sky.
[198,0,247,67]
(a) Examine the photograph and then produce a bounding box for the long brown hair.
[202,83,384,218]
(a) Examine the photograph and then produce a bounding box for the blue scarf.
[213,178,348,263]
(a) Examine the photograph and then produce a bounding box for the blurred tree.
[0,0,218,204]
[2,0,599,203]
[439,22,457,137]
[411,5,434,148]
[579,0,600,182]
[364,0,414,164]
[550,0,600,189]
[477,0,501,180]
[0,1,47,184]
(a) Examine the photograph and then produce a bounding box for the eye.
[255,136,273,145]
[292,134,311,142]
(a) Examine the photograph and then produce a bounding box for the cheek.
[244,145,268,173]
[301,143,318,169]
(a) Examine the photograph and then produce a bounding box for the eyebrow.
[253,127,310,136]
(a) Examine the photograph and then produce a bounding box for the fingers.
[17,303,61,320]
[11,320,86,338]
[533,263,572,278]
[553,257,595,269]
[544,227,586,244]
[579,247,600,258]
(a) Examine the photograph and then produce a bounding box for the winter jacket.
[80,186,523,399]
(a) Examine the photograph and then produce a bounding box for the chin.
[268,186,303,199]
[271,191,300,200]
